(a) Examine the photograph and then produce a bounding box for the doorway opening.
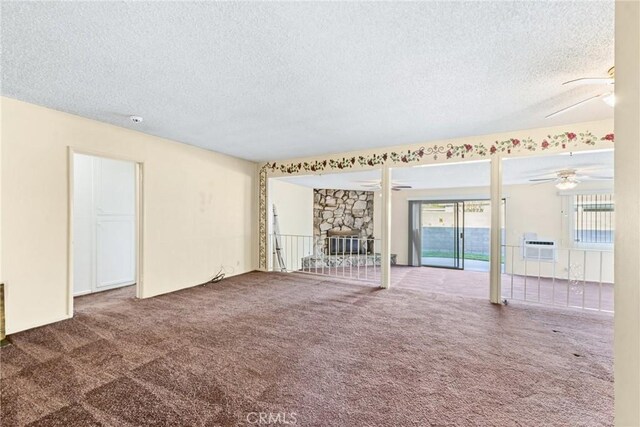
[70,151,142,309]
[418,199,505,272]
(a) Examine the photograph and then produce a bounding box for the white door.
[73,154,136,295]
[94,157,135,290]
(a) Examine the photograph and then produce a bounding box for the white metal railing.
[269,234,382,283]
[501,244,614,312]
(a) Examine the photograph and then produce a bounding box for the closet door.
[94,157,135,290]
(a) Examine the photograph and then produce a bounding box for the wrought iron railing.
[269,234,382,283]
[501,245,613,312]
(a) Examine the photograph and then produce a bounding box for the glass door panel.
[460,200,505,272]
[421,202,463,269]
[462,201,491,272]
[419,199,505,272]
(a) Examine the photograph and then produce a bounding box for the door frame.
[417,198,506,271]
[66,147,144,318]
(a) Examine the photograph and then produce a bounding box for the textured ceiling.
[1,1,614,162]
[278,150,614,190]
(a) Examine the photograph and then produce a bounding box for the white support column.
[380,166,391,289]
[614,1,640,424]
[489,157,503,304]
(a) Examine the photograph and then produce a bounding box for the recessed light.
[129,115,144,124]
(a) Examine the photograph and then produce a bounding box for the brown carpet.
[1,270,613,426]
[389,266,614,311]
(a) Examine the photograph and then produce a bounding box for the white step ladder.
[272,205,287,272]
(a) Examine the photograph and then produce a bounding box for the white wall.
[267,178,314,270]
[614,1,640,423]
[0,98,2,287]
[1,97,258,334]
[268,178,314,237]
[503,181,613,283]
[385,181,614,282]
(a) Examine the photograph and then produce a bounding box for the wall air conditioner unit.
[522,233,557,262]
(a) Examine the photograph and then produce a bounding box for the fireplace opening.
[326,230,371,255]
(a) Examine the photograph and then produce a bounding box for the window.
[573,193,614,245]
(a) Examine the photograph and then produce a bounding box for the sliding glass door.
[415,199,505,272]
[421,202,464,269]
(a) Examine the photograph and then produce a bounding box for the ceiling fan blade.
[531,180,556,186]
[545,94,603,119]
[529,178,556,182]
[526,164,605,176]
[525,173,558,179]
[575,166,612,173]
[562,77,615,86]
[392,185,412,189]
[529,180,555,185]
[578,175,613,180]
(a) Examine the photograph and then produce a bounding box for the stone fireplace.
[313,189,374,256]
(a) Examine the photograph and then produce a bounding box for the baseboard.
[140,269,254,299]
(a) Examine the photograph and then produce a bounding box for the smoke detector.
[129,115,144,124]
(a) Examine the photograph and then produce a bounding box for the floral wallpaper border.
[258,167,268,269]
[263,131,614,175]
[257,131,614,269]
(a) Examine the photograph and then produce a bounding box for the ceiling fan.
[529,167,613,190]
[356,180,413,191]
[546,66,615,119]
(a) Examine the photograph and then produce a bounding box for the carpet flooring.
[302,265,614,311]
[1,270,613,426]
[390,266,614,312]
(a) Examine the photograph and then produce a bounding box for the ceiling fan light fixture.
[555,178,579,190]
[602,93,615,107]
[549,66,616,118]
